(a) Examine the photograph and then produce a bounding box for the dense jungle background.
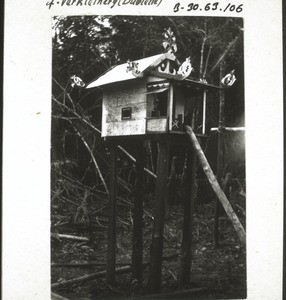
[51,16,246,299]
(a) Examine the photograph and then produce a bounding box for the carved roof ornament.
[221,69,236,87]
[157,60,177,75]
[70,75,85,87]
[126,59,142,77]
[177,57,193,79]
[162,28,177,54]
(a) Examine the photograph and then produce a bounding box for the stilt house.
[84,32,230,294]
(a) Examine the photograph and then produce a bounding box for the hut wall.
[102,80,147,137]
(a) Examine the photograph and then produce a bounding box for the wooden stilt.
[214,62,226,248]
[180,145,196,287]
[132,141,144,281]
[106,143,117,284]
[149,138,169,294]
[202,90,207,135]
[165,156,179,219]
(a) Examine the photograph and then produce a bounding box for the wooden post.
[132,141,144,281]
[214,62,226,248]
[106,143,117,284]
[168,83,174,130]
[165,156,179,219]
[202,90,207,135]
[149,138,169,294]
[180,145,196,287]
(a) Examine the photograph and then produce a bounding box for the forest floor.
[51,193,246,300]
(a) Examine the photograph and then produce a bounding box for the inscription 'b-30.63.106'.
[173,2,243,13]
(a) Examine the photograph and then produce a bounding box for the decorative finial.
[70,75,85,88]
[177,57,193,79]
[162,28,177,54]
[126,59,140,74]
[221,69,236,87]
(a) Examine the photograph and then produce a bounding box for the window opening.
[150,90,168,117]
[122,107,132,120]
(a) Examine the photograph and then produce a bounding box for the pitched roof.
[86,53,167,89]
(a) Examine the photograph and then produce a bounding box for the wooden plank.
[210,126,245,132]
[146,117,168,133]
[149,138,169,293]
[132,141,144,280]
[106,143,117,284]
[185,125,246,246]
[180,145,196,287]
[168,83,174,131]
[149,71,222,90]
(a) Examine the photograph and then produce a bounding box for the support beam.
[132,142,144,281]
[149,138,169,293]
[106,143,117,284]
[180,145,196,287]
[118,145,156,179]
[185,125,246,246]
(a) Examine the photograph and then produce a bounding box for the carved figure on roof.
[126,59,140,74]
[177,57,193,79]
[221,69,236,87]
[70,75,85,88]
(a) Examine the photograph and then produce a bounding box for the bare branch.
[209,35,241,74]
[71,124,109,193]
[203,45,212,79]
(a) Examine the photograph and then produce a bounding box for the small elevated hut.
[87,52,221,137]
[86,51,222,294]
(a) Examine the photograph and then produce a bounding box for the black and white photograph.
[51,15,246,299]
[2,1,283,300]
